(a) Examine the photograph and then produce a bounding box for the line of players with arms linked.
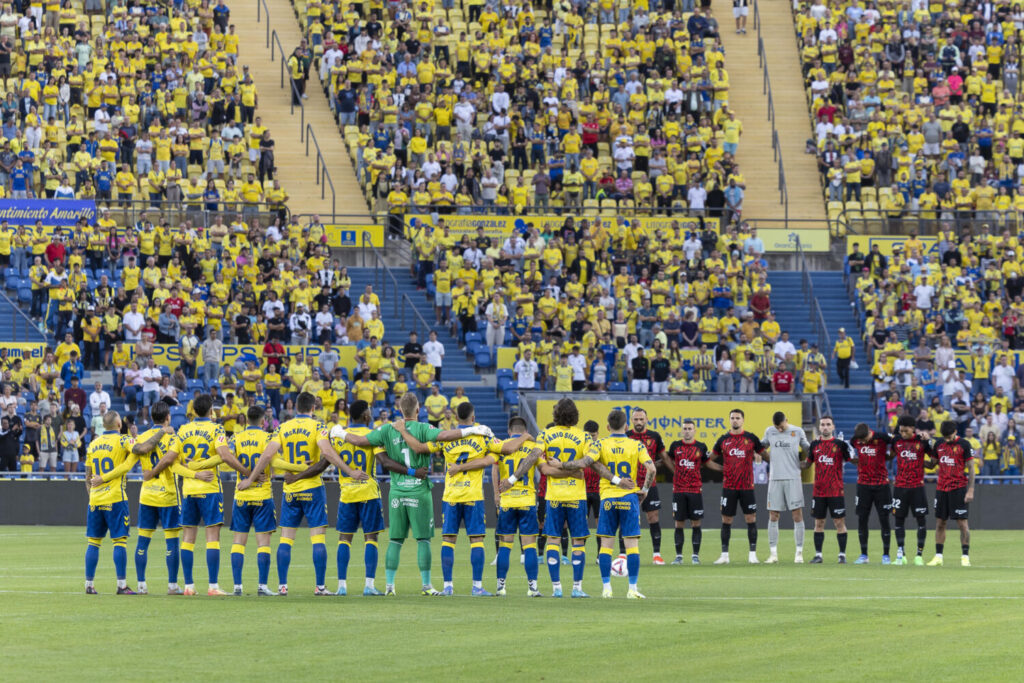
[80,391,978,599]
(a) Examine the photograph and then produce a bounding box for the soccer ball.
[611,557,627,577]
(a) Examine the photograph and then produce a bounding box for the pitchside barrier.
[0,480,1018,529]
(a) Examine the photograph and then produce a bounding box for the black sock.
[692,528,702,555]
[880,521,891,555]
[674,527,685,555]
[895,520,906,552]
[619,534,626,556]
[746,522,757,551]
[721,524,731,552]
[858,517,870,555]
[838,532,848,555]
[935,542,944,555]
[814,531,824,553]
[962,544,970,556]
[561,530,569,557]
[916,518,927,555]
[650,523,662,554]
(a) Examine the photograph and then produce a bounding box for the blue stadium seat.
[466,340,483,357]
[474,350,494,368]
[503,390,519,407]
[497,376,515,393]
[608,382,627,392]
[187,379,205,392]
[17,287,30,303]
[464,332,483,345]
[496,369,513,381]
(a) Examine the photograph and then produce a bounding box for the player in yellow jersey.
[403,402,524,596]
[238,392,369,596]
[128,402,200,595]
[283,400,389,596]
[488,415,541,596]
[83,411,137,594]
[227,406,307,596]
[498,397,592,598]
[176,394,249,596]
[561,409,656,599]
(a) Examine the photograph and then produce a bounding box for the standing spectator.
[772,363,796,394]
[0,415,19,471]
[289,303,312,345]
[651,349,671,394]
[423,330,445,381]
[484,293,508,354]
[318,341,340,380]
[717,350,736,393]
[630,347,651,393]
[38,414,58,473]
[63,377,86,412]
[201,329,223,387]
[568,346,588,392]
[59,419,80,475]
[403,331,423,373]
[833,327,855,389]
[514,349,539,390]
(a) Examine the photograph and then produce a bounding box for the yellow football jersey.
[496,437,538,508]
[274,415,329,494]
[435,432,501,504]
[176,418,229,496]
[590,435,651,499]
[233,427,273,502]
[136,427,187,507]
[539,426,588,502]
[86,433,135,506]
[332,424,382,504]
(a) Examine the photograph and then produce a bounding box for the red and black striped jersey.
[809,438,852,497]
[667,439,709,493]
[851,432,893,486]
[627,429,665,460]
[712,431,764,491]
[891,435,933,489]
[934,438,973,492]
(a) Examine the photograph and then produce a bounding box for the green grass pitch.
[2,526,1023,681]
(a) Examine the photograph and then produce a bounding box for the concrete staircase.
[232,0,369,222]
[347,267,509,430]
[767,271,875,438]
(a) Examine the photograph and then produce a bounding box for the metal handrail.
[0,285,44,342]
[756,27,790,223]
[361,231,433,338]
[256,1,338,221]
[795,235,832,355]
[306,123,337,219]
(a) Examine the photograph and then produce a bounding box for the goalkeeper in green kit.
[335,392,493,596]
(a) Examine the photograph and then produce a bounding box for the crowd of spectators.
[847,239,1023,480]
[797,0,1024,231]
[409,214,828,399]
[0,0,290,214]
[292,0,749,222]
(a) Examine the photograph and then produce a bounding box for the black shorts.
[892,486,928,518]
[855,483,892,517]
[673,492,705,521]
[641,484,661,513]
[935,487,969,521]
[811,496,847,519]
[720,488,756,517]
[586,492,600,520]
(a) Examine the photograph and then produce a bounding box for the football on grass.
[611,557,627,577]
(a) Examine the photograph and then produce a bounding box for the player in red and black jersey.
[709,408,765,565]
[582,420,604,557]
[889,415,934,565]
[627,408,667,564]
[925,421,976,567]
[661,419,721,565]
[849,422,895,564]
[802,416,853,564]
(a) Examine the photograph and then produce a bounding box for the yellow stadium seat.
[861,186,877,202]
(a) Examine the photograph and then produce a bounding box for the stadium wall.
[1,482,1017,529]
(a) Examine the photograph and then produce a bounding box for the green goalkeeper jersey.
[367,422,441,493]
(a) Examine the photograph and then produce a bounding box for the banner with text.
[0,199,97,227]
[131,343,360,372]
[325,223,384,248]
[2,342,48,366]
[536,399,803,445]
[405,214,720,240]
[845,235,938,259]
[758,228,830,253]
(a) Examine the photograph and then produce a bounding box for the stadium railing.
[77,199,287,229]
[795,235,831,354]
[837,209,1021,237]
[256,0,340,222]
[752,0,790,223]
[0,285,43,341]
[362,231,432,341]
